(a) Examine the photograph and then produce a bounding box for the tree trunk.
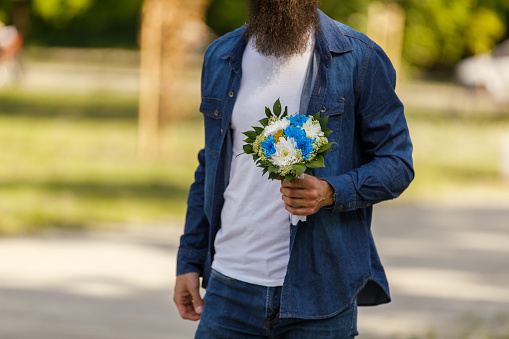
[138,0,209,159]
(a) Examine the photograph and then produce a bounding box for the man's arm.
[281,44,414,214]
[328,43,414,211]
[174,149,209,320]
[177,149,210,275]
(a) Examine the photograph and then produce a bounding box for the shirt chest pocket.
[319,97,344,153]
[200,99,224,158]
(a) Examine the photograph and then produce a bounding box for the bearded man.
[174,1,414,338]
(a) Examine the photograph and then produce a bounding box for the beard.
[246,0,320,58]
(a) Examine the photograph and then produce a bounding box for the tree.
[31,0,93,27]
[0,0,145,47]
[401,0,508,69]
[204,0,509,71]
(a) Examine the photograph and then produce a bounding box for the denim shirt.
[177,11,414,319]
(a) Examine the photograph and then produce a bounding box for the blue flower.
[296,137,315,159]
[261,135,276,157]
[287,114,309,127]
[284,125,314,159]
[284,125,307,141]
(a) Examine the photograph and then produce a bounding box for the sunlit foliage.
[204,0,509,69]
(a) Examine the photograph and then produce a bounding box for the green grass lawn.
[1,89,508,234]
[0,91,203,234]
[403,110,509,206]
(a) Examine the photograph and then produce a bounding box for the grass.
[402,110,509,206]
[1,88,509,234]
[0,91,203,234]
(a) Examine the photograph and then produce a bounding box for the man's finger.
[189,287,204,314]
[175,294,201,321]
[173,272,203,321]
[281,176,306,188]
[281,195,302,208]
[280,187,308,198]
[284,203,314,216]
[282,195,315,208]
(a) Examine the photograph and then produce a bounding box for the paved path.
[1,204,508,339]
[360,205,509,338]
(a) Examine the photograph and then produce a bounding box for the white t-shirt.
[212,35,315,287]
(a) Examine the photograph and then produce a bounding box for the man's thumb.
[190,289,204,314]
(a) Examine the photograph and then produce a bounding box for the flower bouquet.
[242,99,335,225]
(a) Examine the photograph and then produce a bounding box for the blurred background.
[0,0,508,338]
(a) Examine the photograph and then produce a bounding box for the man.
[174,0,414,337]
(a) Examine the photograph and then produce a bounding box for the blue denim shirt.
[177,11,414,319]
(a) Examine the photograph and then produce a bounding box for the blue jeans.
[195,269,359,339]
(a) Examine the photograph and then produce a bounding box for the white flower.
[263,118,290,137]
[302,118,324,140]
[270,137,299,167]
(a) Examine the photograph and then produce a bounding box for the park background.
[0,0,509,338]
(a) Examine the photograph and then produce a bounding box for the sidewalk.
[1,204,508,339]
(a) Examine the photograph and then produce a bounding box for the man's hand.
[173,272,204,321]
[280,174,334,216]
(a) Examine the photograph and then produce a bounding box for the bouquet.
[242,99,335,225]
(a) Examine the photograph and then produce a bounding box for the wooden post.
[367,2,405,85]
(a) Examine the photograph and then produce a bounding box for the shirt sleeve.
[176,148,210,276]
[324,43,414,212]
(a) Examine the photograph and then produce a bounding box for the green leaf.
[324,128,333,137]
[273,98,282,117]
[306,161,324,169]
[243,144,253,154]
[313,112,321,120]
[292,164,307,176]
[262,168,268,176]
[259,159,270,168]
[285,174,294,182]
[265,106,272,119]
[318,116,329,130]
[317,142,335,153]
[244,137,255,143]
[268,164,278,173]
[242,131,258,139]
[306,155,325,168]
[282,106,288,118]
[259,118,269,127]
[316,154,324,163]
[268,172,278,180]
[306,161,321,169]
[253,154,260,161]
[253,126,264,135]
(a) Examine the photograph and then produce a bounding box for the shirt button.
[321,105,326,113]
[220,128,224,133]
[338,205,344,210]
[366,203,371,207]
[214,109,219,116]
[228,91,234,98]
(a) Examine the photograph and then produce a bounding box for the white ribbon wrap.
[291,213,306,226]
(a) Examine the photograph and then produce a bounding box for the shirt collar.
[220,9,352,69]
